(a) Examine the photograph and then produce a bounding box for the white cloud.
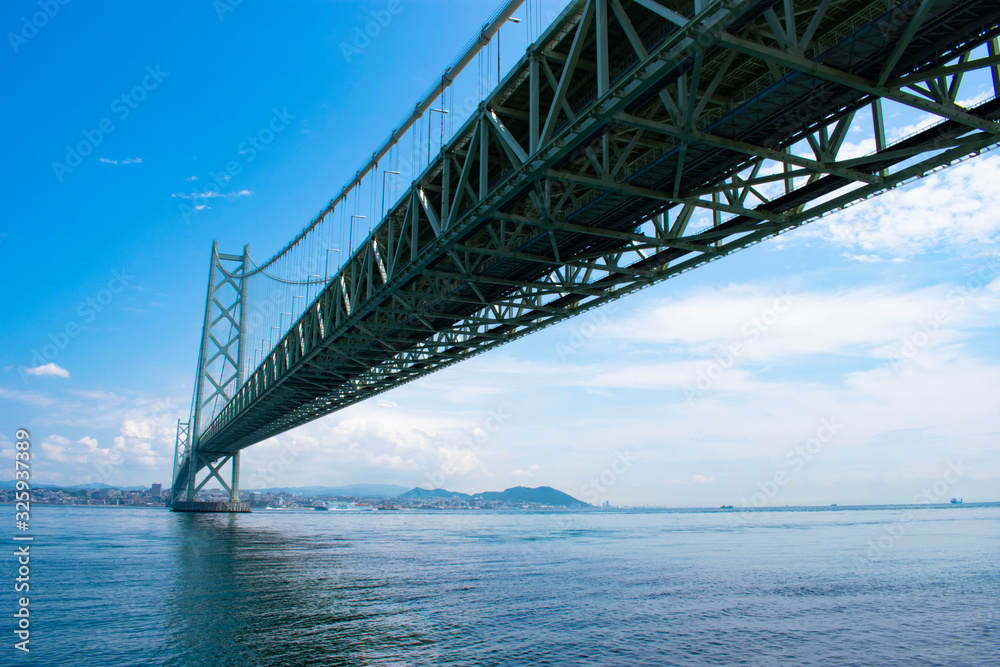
[39,434,110,465]
[121,419,153,440]
[25,362,70,378]
[843,253,882,263]
[13,390,185,485]
[40,442,69,462]
[0,387,56,406]
[183,175,198,181]
[71,389,122,402]
[436,446,481,475]
[170,189,252,200]
[597,279,1000,369]
[99,157,142,165]
[800,153,1000,255]
[113,434,160,467]
[236,400,499,490]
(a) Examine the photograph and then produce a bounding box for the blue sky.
[2,0,998,507]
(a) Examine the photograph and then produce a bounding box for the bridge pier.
[229,452,240,504]
[172,500,250,513]
[175,451,247,510]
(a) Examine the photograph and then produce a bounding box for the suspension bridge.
[171,0,1000,507]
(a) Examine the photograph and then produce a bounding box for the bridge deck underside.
[184,0,1000,481]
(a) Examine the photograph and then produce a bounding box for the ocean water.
[6,504,999,666]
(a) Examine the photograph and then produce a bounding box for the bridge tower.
[171,241,251,511]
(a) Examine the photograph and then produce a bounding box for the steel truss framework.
[179,0,1000,482]
[171,243,249,501]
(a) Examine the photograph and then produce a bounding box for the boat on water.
[313,501,329,511]
[950,498,963,504]
[720,505,734,509]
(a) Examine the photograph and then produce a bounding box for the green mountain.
[397,486,590,507]
[0,481,147,491]
[473,486,590,507]
[399,487,471,500]
[249,484,411,498]
[397,485,588,507]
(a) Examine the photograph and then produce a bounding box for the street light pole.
[382,170,401,221]
[304,278,319,306]
[325,248,340,280]
[428,109,449,169]
[349,215,365,255]
[498,17,521,84]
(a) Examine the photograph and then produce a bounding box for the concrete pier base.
[171,501,250,513]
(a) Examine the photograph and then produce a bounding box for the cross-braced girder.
[189,0,1000,457]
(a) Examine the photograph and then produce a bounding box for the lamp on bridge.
[381,170,401,222]
[349,215,365,255]
[428,110,449,170]
[497,16,522,85]
[325,248,339,281]
[304,278,320,306]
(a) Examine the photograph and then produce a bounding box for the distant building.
[151,483,162,502]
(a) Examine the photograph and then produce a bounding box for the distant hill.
[0,481,408,498]
[397,485,589,507]
[399,487,471,500]
[248,483,411,498]
[474,486,590,507]
[0,481,148,491]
